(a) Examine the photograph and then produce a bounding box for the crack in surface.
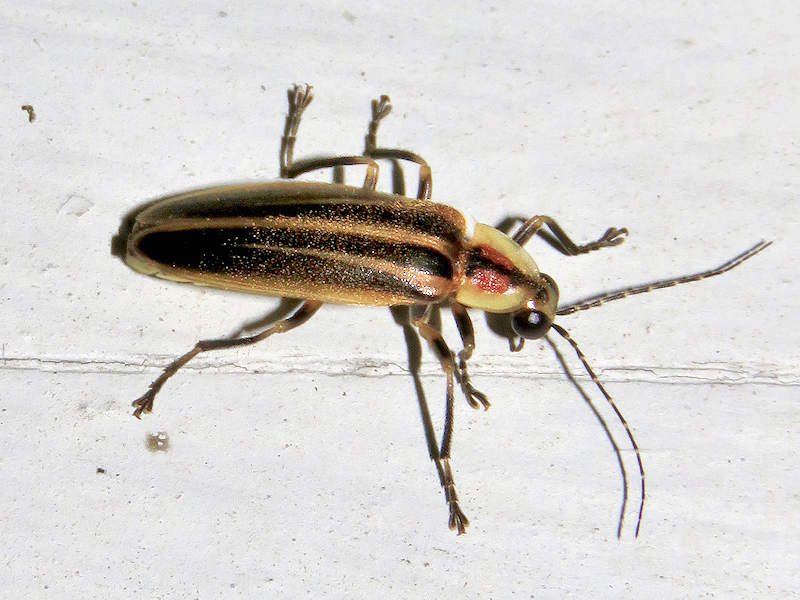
[0,354,794,385]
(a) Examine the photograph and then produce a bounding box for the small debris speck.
[21,105,35,122]
[146,431,170,452]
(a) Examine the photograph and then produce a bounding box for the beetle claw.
[288,83,314,113]
[600,227,628,246]
[509,337,525,352]
[576,226,629,254]
[371,94,392,121]
[448,502,469,534]
[131,390,155,419]
[456,359,490,410]
[464,382,490,410]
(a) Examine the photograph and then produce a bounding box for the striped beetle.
[124,84,770,536]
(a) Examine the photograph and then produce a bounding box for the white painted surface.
[1,1,797,597]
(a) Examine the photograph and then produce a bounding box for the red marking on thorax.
[471,268,511,294]
[478,244,515,271]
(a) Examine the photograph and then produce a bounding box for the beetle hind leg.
[363,94,433,200]
[132,301,322,418]
[279,85,382,189]
[280,84,314,178]
[364,94,392,155]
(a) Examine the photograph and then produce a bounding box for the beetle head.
[509,272,559,339]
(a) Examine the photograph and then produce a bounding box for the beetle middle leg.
[512,215,628,256]
[411,306,469,534]
[132,300,322,418]
[364,94,433,200]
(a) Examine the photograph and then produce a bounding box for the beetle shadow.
[110,196,162,262]
[389,305,448,490]
[110,187,218,263]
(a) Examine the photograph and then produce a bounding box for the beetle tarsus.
[589,226,628,251]
[463,382,489,411]
[443,460,469,534]
[449,503,469,535]
[132,390,155,419]
[371,94,392,121]
[365,95,392,155]
[281,84,314,177]
[456,358,490,410]
[287,83,314,115]
[563,225,629,254]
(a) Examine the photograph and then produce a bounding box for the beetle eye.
[511,309,552,339]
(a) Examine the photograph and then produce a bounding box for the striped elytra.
[127,181,469,306]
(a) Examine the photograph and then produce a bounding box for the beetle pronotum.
[124,84,770,536]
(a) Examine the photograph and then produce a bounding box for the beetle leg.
[280,84,314,178]
[132,301,322,418]
[512,215,628,256]
[450,303,490,410]
[363,94,433,200]
[364,94,391,155]
[285,156,381,191]
[411,309,469,534]
[279,84,380,189]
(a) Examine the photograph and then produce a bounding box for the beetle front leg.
[450,303,490,410]
[512,215,628,255]
[132,301,322,418]
[412,311,469,534]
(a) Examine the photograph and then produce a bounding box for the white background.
[2,1,798,598]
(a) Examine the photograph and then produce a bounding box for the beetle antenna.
[550,322,645,538]
[544,336,630,539]
[556,240,771,316]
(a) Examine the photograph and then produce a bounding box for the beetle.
[124,84,770,536]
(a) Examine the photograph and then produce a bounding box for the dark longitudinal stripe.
[136,227,453,302]
[143,185,464,245]
[138,228,453,279]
